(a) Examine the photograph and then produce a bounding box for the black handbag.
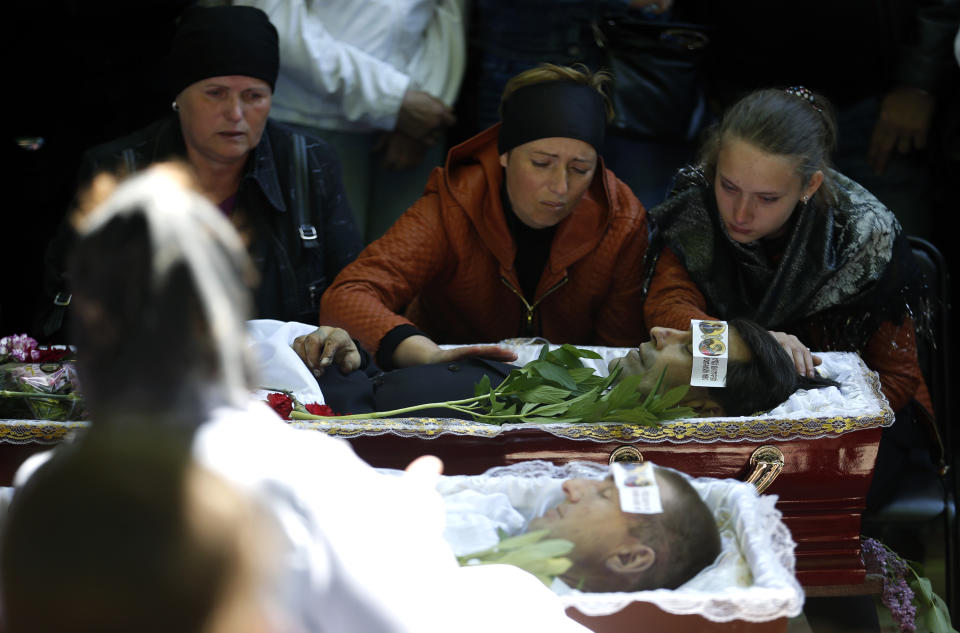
[592,15,712,142]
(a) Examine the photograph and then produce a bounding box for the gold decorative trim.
[0,420,88,444]
[0,360,894,446]
[282,408,892,443]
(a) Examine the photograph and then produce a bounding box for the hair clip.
[785,86,823,113]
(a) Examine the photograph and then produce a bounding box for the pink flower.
[861,537,917,633]
[0,334,39,362]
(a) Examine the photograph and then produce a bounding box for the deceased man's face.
[527,477,633,573]
[608,325,750,397]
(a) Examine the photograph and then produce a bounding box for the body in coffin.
[283,333,890,589]
[429,460,804,631]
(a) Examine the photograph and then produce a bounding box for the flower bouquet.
[861,537,957,633]
[0,334,83,421]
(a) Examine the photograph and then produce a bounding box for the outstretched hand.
[392,334,518,368]
[431,344,519,365]
[768,331,821,378]
[292,326,363,378]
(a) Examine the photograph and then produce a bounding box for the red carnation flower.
[305,403,340,416]
[266,392,294,420]
[33,348,70,363]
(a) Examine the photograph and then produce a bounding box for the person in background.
[234,0,467,243]
[37,5,362,339]
[319,63,649,371]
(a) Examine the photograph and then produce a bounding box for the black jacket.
[39,115,363,338]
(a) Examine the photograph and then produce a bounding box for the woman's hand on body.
[768,331,822,378]
[392,335,518,369]
[292,326,363,377]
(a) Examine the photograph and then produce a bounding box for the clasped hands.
[377,89,457,171]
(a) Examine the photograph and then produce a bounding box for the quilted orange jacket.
[319,125,650,357]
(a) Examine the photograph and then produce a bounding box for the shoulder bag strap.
[292,133,319,250]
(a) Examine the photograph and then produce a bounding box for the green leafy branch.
[291,343,693,425]
[0,390,80,402]
[903,559,957,633]
[457,529,574,587]
[0,388,83,422]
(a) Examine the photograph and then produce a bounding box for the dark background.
[5,1,190,338]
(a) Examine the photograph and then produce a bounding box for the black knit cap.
[167,6,279,99]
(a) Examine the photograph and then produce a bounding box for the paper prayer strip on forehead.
[612,462,663,514]
[690,319,728,387]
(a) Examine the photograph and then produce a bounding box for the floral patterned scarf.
[644,167,925,352]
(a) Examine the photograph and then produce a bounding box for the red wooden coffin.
[0,352,889,632]
[1,353,889,591]
[288,351,890,591]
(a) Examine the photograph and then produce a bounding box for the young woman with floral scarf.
[642,87,938,510]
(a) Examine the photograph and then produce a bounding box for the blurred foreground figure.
[4,163,590,633]
[1,430,284,633]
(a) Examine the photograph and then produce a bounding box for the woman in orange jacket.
[320,64,650,370]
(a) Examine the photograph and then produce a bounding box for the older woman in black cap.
[38,5,362,335]
[315,63,650,371]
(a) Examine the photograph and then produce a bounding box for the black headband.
[167,6,279,99]
[497,81,607,154]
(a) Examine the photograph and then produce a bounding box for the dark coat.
[315,349,515,420]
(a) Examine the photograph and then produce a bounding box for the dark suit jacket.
[316,353,515,420]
